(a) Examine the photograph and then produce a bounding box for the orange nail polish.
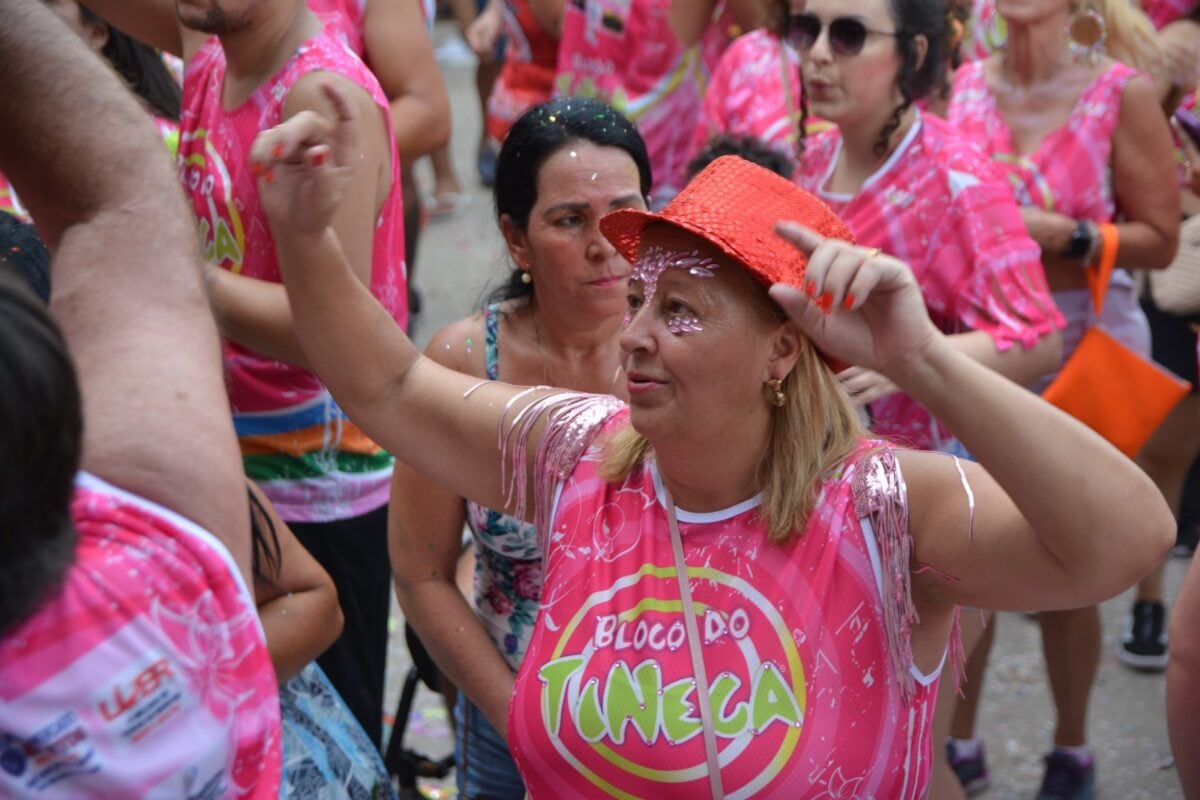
[272,143,284,159]
[265,168,275,183]
[842,294,856,309]
[314,151,327,167]
[805,280,817,297]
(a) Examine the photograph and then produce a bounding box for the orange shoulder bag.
[1042,224,1190,458]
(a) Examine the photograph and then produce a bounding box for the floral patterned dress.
[464,305,546,671]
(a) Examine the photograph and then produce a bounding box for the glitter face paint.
[628,245,719,335]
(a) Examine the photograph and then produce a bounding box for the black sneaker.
[1036,751,1095,800]
[1118,600,1168,671]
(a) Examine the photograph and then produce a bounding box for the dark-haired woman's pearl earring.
[767,378,785,407]
[520,270,533,285]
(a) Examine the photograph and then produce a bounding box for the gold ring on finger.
[865,247,881,259]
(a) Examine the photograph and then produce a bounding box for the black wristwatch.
[1062,220,1096,263]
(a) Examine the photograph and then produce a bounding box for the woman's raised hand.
[770,221,938,375]
[250,81,359,239]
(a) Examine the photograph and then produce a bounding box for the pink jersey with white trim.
[555,0,735,204]
[0,474,280,799]
[797,113,1063,452]
[179,31,406,521]
[508,405,940,799]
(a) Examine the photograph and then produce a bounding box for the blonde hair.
[1085,0,1162,75]
[600,302,868,543]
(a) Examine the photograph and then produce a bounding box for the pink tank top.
[0,474,280,799]
[508,404,941,799]
[797,113,1063,452]
[948,60,1136,222]
[179,32,407,521]
[555,0,735,204]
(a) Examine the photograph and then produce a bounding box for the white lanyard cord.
[663,487,726,800]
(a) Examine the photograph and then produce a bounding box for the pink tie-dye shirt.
[948,60,1136,223]
[797,112,1063,452]
[555,0,734,205]
[692,28,806,165]
[0,474,280,799]
[508,403,943,799]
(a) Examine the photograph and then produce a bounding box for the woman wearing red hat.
[249,91,1174,797]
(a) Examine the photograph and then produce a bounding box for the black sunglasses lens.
[829,18,870,55]
[788,14,821,49]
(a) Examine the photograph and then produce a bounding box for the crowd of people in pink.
[3,0,1200,798]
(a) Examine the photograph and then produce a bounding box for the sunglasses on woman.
[786,12,903,56]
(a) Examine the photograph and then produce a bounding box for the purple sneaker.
[946,740,990,796]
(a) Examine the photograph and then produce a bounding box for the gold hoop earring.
[1066,5,1106,64]
[766,378,785,408]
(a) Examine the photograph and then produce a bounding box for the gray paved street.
[382,22,1192,798]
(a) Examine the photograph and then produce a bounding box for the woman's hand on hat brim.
[770,221,938,377]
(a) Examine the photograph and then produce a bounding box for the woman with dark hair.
[793,0,1062,458]
[49,0,181,125]
[389,96,650,799]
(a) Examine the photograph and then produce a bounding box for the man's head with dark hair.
[0,265,80,635]
[686,134,796,182]
[0,213,51,303]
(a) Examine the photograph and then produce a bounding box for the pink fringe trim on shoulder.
[496,389,624,539]
[852,446,968,703]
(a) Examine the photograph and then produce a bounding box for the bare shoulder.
[1116,70,1162,116]
[894,448,980,533]
[284,71,379,120]
[426,314,490,377]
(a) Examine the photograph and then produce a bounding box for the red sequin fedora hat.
[599,155,856,292]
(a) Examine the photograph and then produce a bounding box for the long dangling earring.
[766,378,785,408]
[1066,3,1107,64]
